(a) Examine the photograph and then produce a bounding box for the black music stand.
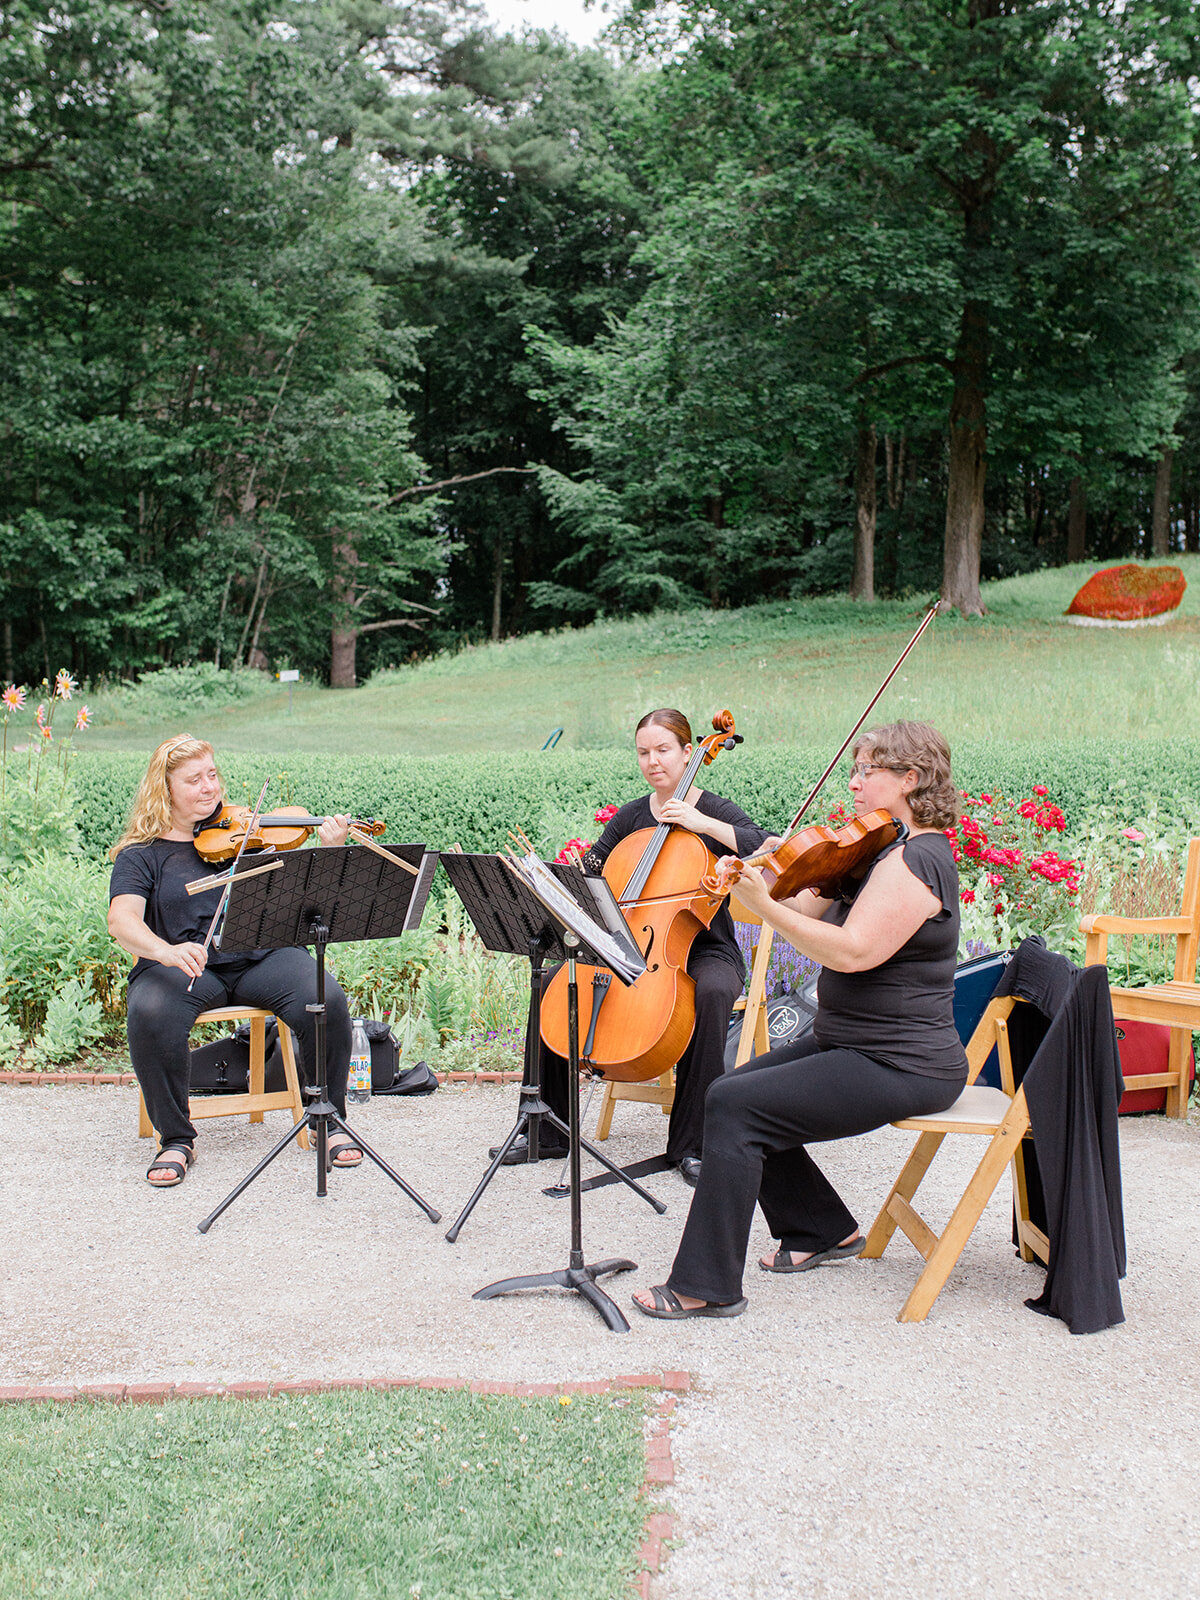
[439,852,667,1244]
[196,842,442,1233]
[474,926,637,1332]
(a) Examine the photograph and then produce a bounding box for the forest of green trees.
[4,0,1200,686]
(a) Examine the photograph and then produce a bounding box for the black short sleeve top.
[814,832,967,1079]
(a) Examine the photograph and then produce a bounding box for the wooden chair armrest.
[1079,914,1192,937]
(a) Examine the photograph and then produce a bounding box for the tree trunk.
[330,534,358,688]
[491,535,504,643]
[850,423,876,601]
[1151,446,1173,555]
[940,298,988,616]
[1067,475,1087,563]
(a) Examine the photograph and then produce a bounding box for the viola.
[193,804,385,863]
[703,808,906,902]
[539,709,743,1084]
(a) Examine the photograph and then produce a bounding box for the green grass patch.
[77,557,1200,757]
[0,1388,651,1600]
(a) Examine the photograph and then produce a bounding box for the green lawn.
[0,1389,650,1600]
[81,558,1200,759]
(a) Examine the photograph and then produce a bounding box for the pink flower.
[1122,827,1145,842]
[54,669,77,700]
[980,793,993,804]
[35,703,46,728]
[2,684,25,713]
[1033,785,1048,797]
[75,705,91,731]
[594,804,619,824]
[40,725,52,742]
[986,872,1005,887]
[960,888,976,905]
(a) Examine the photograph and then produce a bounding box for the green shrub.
[91,664,266,721]
[28,978,106,1066]
[0,853,127,1035]
[71,738,1200,864]
[0,773,82,869]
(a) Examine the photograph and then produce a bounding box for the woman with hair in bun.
[108,736,359,1187]
[633,720,969,1319]
[496,708,771,1184]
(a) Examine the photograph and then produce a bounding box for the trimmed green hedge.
[73,739,1200,862]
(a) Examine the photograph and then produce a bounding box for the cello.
[538,710,743,1084]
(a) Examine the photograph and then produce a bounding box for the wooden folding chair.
[862,995,1048,1322]
[1080,836,1200,1118]
[137,1006,309,1150]
[593,895,774,1140]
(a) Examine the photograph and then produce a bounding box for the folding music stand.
[196,842,442,1233]
[460,851,653,1333]
[439,852,667,1245]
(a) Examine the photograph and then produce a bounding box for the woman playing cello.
[499,708,770,1184]
[107,735,360,1186]
[633,720,968,1318]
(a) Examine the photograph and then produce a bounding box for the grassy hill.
[80,559,1200,758]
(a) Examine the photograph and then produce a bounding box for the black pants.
[666,1034,967,1304]
[525,952,744,1163]
[126,949,352,1150]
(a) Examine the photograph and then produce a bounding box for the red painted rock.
[1066,564,1186,622]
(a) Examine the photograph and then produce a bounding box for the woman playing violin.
[501,708,770,1183]
[108,735,360,1187]
[633,720,968,1318]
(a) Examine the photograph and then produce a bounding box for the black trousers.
[666,1034,967,1304]
[524,952,744,1163]
[126,949,352,1150]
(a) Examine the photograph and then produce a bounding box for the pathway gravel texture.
[2,1081,1197,1599]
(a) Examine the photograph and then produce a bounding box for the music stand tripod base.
[473,1258,637,1334]
[471,931,637,1333]
[193,844,442,1232]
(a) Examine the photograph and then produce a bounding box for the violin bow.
[187,778,271,992]
[787,601,941,832]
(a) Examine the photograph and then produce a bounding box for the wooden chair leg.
[594,1080,617,1141]
[276,1022,309,1150]
[1165,1027,1190,1119]
[896,1107,1029,1323]
[862,1130,947,1259]
[138,1089,155,1140]
[248,1013,266,1124]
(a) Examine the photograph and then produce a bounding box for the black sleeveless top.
[814,832,967,1080]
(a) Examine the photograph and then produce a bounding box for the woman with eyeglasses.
[633,720,969,1320]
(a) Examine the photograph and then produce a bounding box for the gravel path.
[3,1082,1197,1599]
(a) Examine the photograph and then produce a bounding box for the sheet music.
[504,851,646,985]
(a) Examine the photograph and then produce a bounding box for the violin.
[703,809,906,901]
[193,804,385,863]
[539,709,744,1084]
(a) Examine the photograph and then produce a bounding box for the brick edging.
[0,1369,689,1595]
[0,1069,525,1087]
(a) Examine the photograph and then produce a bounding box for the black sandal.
[632,1285,748,1321]
[327,1136,363,1170]
[760,1237,864,1273]
[146,1143,195,1188]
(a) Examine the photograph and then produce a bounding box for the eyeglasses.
[850,762,902,781]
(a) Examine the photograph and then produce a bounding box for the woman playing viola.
[499,708,770,1183]
[633,720,968,1318]
[108,735,360,1187]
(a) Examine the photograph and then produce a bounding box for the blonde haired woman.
[108,736,359,1186]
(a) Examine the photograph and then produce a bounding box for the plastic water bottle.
[348,1019,372,1105]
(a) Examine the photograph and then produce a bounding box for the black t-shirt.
[109,839,262,982]
[581,790,770,976]
[815,832,967,1079]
